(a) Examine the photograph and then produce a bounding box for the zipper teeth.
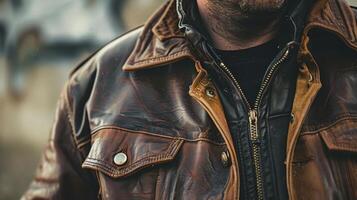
[219,62,251,110]
[219,46,291,200]
[249,110,264,200]
[254,48,290,110]
[253,145,263,200]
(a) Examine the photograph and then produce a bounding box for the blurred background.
[0,0,165,199]
[0,0,357,199]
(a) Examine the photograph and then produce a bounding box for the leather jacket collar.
[123,0,357,71]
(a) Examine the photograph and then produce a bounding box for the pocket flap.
[320,119,357,153]
[82,127,183,178]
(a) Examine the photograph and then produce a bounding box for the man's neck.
[196,0,285,50]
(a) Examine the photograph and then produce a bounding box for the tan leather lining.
[286,34,322,200]
[189,62,239,199]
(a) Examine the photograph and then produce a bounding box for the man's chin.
[238,0,287,14]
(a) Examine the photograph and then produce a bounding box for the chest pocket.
[81,125,234,200]
[319,119,357,198]
[320,119,357,154]
[82,127,183,178]
[81,127,183,199]
[292,118,357,200]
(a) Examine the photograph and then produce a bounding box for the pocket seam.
[82,139,183,178]
[320,131,357,153]
[91,125,226,146]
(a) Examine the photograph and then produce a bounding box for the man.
[23,0,357,199]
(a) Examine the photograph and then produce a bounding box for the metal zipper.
[219,45,291,200]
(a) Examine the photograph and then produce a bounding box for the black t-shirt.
[215,39,281,107]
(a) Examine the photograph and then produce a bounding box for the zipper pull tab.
[249,110,259,143]
[249,110,257,121]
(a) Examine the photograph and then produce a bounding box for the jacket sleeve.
[21,86,98,200]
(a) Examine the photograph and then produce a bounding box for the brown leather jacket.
[23,0,357,199]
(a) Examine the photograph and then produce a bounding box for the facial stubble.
[206,0,287,43]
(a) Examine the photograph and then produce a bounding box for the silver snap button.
[113,152,128,166]
[221,151,231,167]
[290,113,295,124]
[206,87,215,98]
[308,73,313,82]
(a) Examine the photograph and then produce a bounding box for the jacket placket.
[188,61,240,200]
[285,35,322,200]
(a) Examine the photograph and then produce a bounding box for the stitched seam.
[152,0,184,41]
[268,113,292,120]
[91,126,226,146]
[62,87,91,163]
[87,139,179,171]
[88,139,178,170]
[301,116,357,135]
[130,50,191,66]
[94,170,103,199]
[77,139,92,149]
[330,0,345,32]
[303,113,357,130]
[83,140,183,177]
[63,84,77,143]
[323,140,357,152]
[305,23,357,50]
[329,131,357,150]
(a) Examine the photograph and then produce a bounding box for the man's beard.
[209,0,287,14]
[206,0,288,41]
[237,0,286,13]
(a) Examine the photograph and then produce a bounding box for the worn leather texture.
[22,0,357,199]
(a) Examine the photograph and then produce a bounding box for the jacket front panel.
[289,30,357,200]
[82,60,234,199]
[177,0,311,199]
[22,0,357,199]
[71,20,235,198]
[201,42,300,200]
